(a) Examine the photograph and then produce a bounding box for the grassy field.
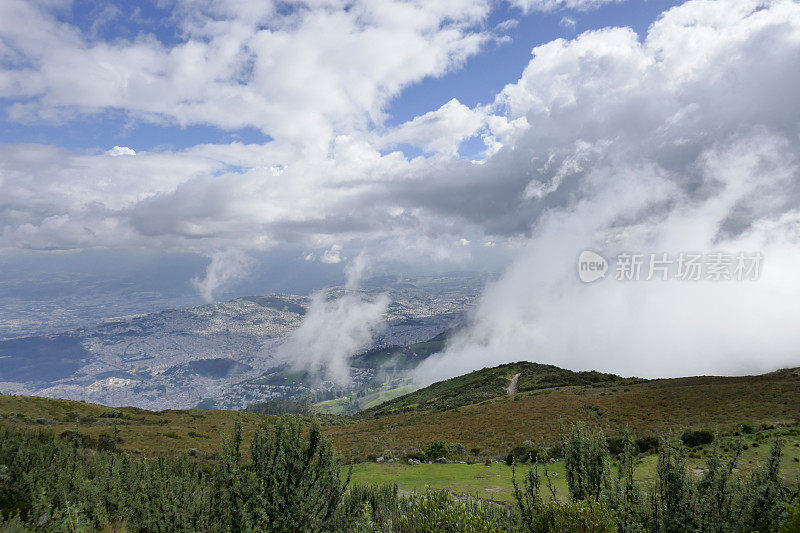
[2,368,800,508]
[2,365,799,465]
[315,381,416,414]
[350,461,567,503]
[350,429,800,503]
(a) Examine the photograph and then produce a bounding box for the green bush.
[562,423,609,501]
[681,429,714,447]
[510,441,544,463]
[635,435,659,454]
[1,420,798,532]
[606,437,625,456]
[513,463,616,533]
[0,418,350,532]
[424,440,465,461]
[531,500,617,533]
[781,504,800,533]
[397,489,519,532]
[426,440,449,461]
[737,422,756,435]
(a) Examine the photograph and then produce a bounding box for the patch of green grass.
[316,382,416,414]
[349,432,800,503]
[350,461,568,503]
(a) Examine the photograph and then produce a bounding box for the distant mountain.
[0,275,482,409]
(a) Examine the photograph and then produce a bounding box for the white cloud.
[495,19,519,32]
[509,0,623,13]
[277,290,389,384]
[320,244,345,264]
[560,16,577,29]
[191,249,254,302]
[413,0,800,382]
[105,146,136,156]
[0,0,492,151]
[379,98,490,156]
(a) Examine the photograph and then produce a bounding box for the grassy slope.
[329,370,800,459]
[357,361,638,417]
[2,366,799,462]
[0,394,265,456]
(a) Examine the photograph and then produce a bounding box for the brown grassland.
[1,368,798,461]
[326,370,800,460]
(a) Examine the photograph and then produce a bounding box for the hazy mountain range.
[0,275,483,410]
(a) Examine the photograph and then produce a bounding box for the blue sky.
[1,0,677,155]
[386,0,678,125]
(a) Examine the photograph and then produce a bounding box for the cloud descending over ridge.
[415,0,800,381]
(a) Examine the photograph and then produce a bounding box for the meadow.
[350,428,800,503]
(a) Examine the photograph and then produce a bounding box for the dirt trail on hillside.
[506,373,520,395]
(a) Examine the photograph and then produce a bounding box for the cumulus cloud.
[105,146,136,156]
[379,99,489,156]
[0,0,491,149]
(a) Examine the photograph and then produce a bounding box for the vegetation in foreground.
[2,420,800,532]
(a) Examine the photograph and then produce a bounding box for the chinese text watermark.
[578,251,763,283]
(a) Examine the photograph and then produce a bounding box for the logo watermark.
[578,251,763,283]
[577,250,609,283]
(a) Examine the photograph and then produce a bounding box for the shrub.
[398,489,519,532]
[531,500,617,533]
[426,440,449,461]
[681,429,714,447]
[738,422,756,435]
[510,442,543,463]
[635,435,659,454]
[331,483,399,531]
[513,464,616,533]
[215,418,350,532]
[606,437,625,456]
[405,450,428,462]
[653,435,695,531]
[781,504,800,533]
[561,423,609,501]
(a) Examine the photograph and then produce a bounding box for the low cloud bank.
[415,134,800,383]
[415,1,800,383]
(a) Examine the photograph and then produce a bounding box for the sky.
[2,0,800,378]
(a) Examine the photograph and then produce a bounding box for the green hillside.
[358,361,641,417]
